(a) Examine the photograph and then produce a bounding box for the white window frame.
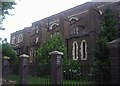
[30,49,33,63]
[69,17,78,22]
[35,37,39,43]
[36,29,39,33]
[80,40,87,60]
[72,41,78,60]
[76,27,79,34]
[69,17,78,25]
[11,36,15,44]
[50,23,59,30]
[18,34,23,43]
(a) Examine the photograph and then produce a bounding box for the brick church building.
[10,2,120,64]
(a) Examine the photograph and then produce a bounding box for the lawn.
[28,75,49,84]
[8,74,95,85]
[8,74,49,84]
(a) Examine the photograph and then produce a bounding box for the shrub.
[63,59,82,80]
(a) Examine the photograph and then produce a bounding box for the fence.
[2,51,113,85]
[28,64,50,84]
[27,64,95,85]
[4,65,96,85]
[8,64,19,84]
[62,65,95,85]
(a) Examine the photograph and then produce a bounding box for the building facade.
[10,2,120,64]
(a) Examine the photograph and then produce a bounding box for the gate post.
[19,54,29,84]
[49,51,63,85]
[2,56,10,81]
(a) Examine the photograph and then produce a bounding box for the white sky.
[0,0,91,43]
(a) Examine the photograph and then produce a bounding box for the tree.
[37,33,67,64]
[0,1,16,30]
[92,8,117,85]
[2,42,17,64]
[1,2,16,18]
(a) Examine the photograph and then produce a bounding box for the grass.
[8,74,49,84]
[28,75,49,84]
[8,74,95,85]
[63,79,95,85]
[8,74,19,83]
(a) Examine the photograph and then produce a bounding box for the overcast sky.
[0,0,91,43]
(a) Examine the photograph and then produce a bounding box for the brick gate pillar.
[107,38,120,85]
[49,51,63,85]
[19,54,29,84]
[2,56,10,81]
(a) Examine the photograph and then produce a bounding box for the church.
[10,2,120,65]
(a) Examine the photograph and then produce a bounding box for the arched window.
[69,17,78,25]
[36,29,39,33]
[50,23,59,30]
[18,34,23,43]
[72,41,78,60]
[35,37,39,43]
[73,27,79,34]
[30,49,33,63]
[11,36,15,44]
[80,40,87,60]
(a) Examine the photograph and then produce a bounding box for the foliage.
[0,1,16,30]
[29,63,50,77]
[63,59,81,80]
[92,8,117,84]
[1,2,16,19]
[37,33,67,64]
[2,43,17,64]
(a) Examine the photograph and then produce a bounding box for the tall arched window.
[18,34,23,43]
[50,23,59,30]
[72,41,78,60]
[80,40,87,60]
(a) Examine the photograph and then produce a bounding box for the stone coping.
[49,51,63,55]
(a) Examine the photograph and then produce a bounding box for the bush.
[29,62,50,77]
[37,63,50,77]
[63,59,82,80]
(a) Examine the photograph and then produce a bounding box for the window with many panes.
[18,34,23,43]
[11,36,15,44]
